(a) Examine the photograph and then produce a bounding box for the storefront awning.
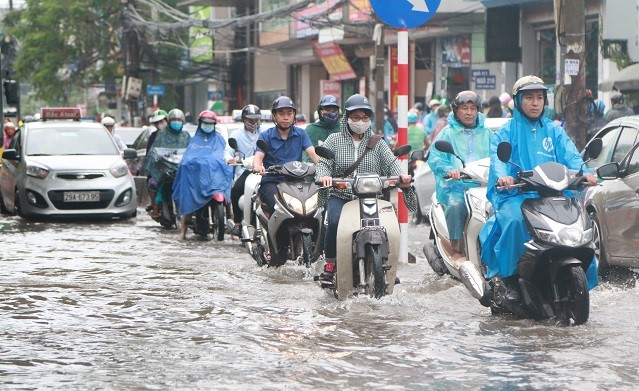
[480,0,550,8]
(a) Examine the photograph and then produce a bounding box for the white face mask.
[348,119,370,134]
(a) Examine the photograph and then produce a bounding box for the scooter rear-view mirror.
[497,142,512,163]
[228,137,238,150]
[434,140,466,167]
[585,138,603,160]
[434,140,454,155]
[393,144,411,158]
[315,146,335,160]
[257,139,270,153]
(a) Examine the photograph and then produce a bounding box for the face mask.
[201,124,215,133]
[321,111,339,125]
[157,123,167,131]
[348,119,370,134]
[169,122,183,132]
[244,121,258,132]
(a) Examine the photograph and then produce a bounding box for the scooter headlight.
[353,176,383,195]
[304,193,319,214]
[282,192,304,214]
[536,226,591,247]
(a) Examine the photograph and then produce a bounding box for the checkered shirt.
[315,118,417,212]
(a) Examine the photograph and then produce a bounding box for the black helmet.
[271,96,296,114]
[344,94,373,116]
[610,91,624,105]
[318,95,340,110]
[451,90,481,112]
[241,104,261,120]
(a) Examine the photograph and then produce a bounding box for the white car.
[0,108,138,219]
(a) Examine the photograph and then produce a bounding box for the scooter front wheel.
[557,264,590,326]
[301,232,313,268]
[365,244,386,299]
[214,202,225,241]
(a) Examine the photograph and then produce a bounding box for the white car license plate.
[63,191,100,202]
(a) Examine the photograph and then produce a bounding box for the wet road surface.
[1,210,639,390]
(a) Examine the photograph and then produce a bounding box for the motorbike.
[314,144,411,300]
[421,140,491,303]
[227,139,266,263]
[250,140,323,268]
[191,192,227,241]
[152,147,185,229]
[482,138,603,326]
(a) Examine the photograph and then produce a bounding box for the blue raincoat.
[172,128,233,216]
[479,102,598,289]
[428,112,491,241]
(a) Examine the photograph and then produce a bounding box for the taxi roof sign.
[40,107,83,121]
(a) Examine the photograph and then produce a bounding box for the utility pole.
[371,24,385,135]
[557,0,587,149]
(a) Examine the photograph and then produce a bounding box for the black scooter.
[485,139,602,326]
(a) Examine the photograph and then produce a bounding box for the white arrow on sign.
[407,0,429,12]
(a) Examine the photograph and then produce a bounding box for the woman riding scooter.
[172,110,235,240]
[316,93,416,289]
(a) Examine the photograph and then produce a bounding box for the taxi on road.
[0,107,138,219]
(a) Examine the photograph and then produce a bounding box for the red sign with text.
[313,42,357,81]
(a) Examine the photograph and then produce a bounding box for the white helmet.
[101,116,116,126]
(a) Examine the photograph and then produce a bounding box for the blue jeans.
[323,196,348,259]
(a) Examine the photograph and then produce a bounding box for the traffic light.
[4,80,20,105]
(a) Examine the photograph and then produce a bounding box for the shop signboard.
[312,42,357,81]
[472,69,496,90]
[320,80,342,98]
[441,35,471,68]
[295,0,341,38]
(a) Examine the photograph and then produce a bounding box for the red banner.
[313,42,357,81]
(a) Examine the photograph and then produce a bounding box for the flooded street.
[1,210,639,390]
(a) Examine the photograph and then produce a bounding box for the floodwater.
[1,211,638,390]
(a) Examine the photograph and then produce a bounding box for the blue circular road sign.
[370,0,441,29]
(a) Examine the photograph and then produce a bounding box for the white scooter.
[228,138,268,265]
[314,145,411,300]
[422,140,490,303]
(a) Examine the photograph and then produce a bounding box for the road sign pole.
[398,28,409,264]
[153,95,158,111]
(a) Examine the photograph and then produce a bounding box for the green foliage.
[8,0,122,103]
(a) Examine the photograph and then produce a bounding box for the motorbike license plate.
[63,191,100,202]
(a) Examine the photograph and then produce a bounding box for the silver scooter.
[422,140,490,303]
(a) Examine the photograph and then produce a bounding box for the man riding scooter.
[252,97,320,213]
[479,75,599,303]
[428,90,491,265]
[229,104,262,237]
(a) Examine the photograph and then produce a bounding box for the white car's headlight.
[26,163,50,179]
[282,192,304,214]
[353,176,383,195]
[110,161,129,178]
